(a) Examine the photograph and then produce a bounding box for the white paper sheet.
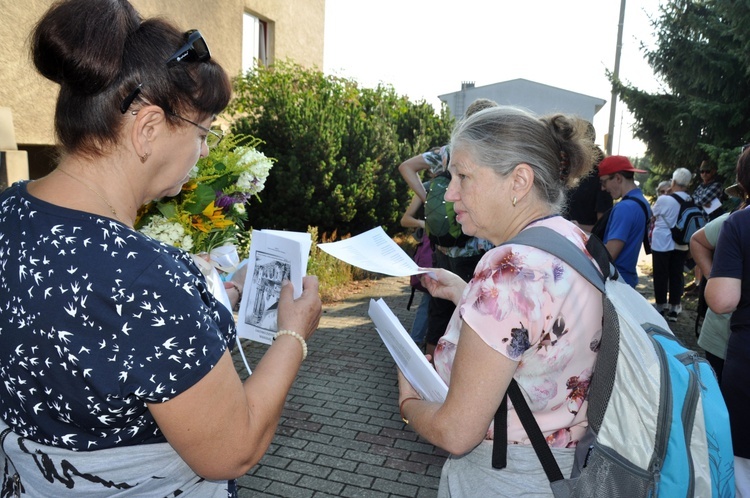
[236,230,310,344]
[703,196,723,215]
[317,226,432,277]
[368,298,448,403]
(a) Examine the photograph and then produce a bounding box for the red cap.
[598,155,647,177]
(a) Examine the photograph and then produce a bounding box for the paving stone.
[233,277,444,497]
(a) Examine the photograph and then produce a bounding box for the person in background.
[705,146,750,497]
[562,122,613,232]
[689,161,726,290]
[692,212,731,381]
[598,156,651,287]
[656,180,671,197]
[694,161,726,221]
[647,181,672,247]
[398,106,601,496]
[650,168,692,321]
[398,98,497,359]
[400,188,432,348]
[0,1,322,495]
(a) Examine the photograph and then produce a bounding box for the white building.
[439,79,606,125]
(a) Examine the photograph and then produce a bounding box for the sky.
[323,0,666,158]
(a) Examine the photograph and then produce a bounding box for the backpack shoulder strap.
[669,192,687,207]
[508,227,607,292]
[620,195,653,255]
[623,195,650,221]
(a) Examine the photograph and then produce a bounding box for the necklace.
[57,168,127,224]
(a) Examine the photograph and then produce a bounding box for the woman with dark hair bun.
[396,106,603,496]
[0,0,321,496]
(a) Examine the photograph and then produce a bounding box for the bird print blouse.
[0,182,236,451]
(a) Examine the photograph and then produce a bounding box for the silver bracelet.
[274,329,308,361]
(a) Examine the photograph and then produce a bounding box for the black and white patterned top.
[0,181,236,451]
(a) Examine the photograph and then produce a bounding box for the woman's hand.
[420,268,467,305]
[224,265,247,309]
[397,367,422,403]
[276,276,322,341]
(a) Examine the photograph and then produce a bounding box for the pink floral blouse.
[433,217,602,448]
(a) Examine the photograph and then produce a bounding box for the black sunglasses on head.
[120,30,211,113]
[166,29,211,65]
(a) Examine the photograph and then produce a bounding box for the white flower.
[181,235,194,251]
[140,215,193,249]
[234,146,273,195]
[233,202,246,216]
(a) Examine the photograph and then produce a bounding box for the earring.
[140,153,149,164]
[512,196,517,207]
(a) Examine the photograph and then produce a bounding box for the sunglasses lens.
[192,37,210,62]
[166,30,210,64]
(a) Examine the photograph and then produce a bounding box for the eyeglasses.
[120,30,211,113]
[658,190,668,194]
[699,170,712,174]
[166,30,210,65]
[600,175,614,187]
[168,112,223,149]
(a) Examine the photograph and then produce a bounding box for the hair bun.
[32,0,141,94]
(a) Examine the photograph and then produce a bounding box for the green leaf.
[156,202,177,219]
[183,183,217,214]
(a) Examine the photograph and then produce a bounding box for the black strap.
[622,195,652,254]
[623,194,650,221]
[669,192,688,207]
[406,287,416,310]
[492,391,509,468]
[509,381,565,481]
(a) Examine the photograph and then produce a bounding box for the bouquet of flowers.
[135,133,274,261]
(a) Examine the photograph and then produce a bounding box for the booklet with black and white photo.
[368,298,448,403]
[237,229,312,345]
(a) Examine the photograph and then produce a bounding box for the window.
[242,12,268,72]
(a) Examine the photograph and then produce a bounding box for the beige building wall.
[0,0,325,150]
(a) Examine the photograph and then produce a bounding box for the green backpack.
[424,172,470,248]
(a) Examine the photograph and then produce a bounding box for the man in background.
[598,155,651,287]
[563,123,613,232]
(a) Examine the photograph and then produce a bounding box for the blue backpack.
[670,193,707,245]
[493,227,734,497]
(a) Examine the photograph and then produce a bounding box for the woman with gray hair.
[396,106,603,496]
[650,167,693,321]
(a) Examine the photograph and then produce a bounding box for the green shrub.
[227,60,453,237]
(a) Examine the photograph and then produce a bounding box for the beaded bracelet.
[274,329,308,361]
[225,280,243,295]
[399,396,420,425]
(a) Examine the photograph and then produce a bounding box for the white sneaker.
[670,304,682,315]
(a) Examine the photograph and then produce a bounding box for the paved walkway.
[232,277,446,497]
[231,248,701,497]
